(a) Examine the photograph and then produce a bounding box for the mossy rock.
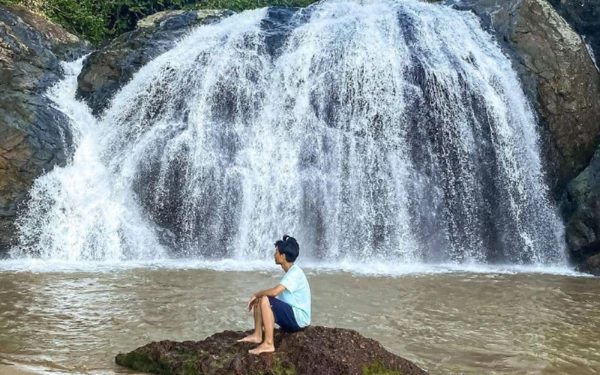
[115,326,428,375]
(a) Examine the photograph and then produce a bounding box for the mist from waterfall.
[11,0,565,266]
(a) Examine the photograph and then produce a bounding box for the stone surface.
[2,5,89,60]
[578,252,600,276]
[560,148,600,271]
[448,0,600,196]
[548,0,600,69]
[77,9,233,116]
[115,326,429,375]
[0,5,89,255]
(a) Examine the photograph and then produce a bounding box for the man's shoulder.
[292,264,306,274]
[291,265,309,282]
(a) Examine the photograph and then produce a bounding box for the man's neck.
[281,262,294,272]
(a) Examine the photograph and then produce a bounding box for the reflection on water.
[0,267,599,374]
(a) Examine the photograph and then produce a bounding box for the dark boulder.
[561,148,600,272]
[76,9,233,116]
[578,253,600,276]
[0,5,89,256]
[115,326,429,375]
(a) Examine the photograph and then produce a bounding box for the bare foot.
[237,334,262,344]
[248,343,275,355]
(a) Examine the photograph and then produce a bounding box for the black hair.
[274,235,300,263]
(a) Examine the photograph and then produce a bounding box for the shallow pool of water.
[0,261,598,374]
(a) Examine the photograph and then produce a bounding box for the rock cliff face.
[449,0,600,196]
[548,0,600,69]
[115,326,429,375]
[549,0,600,273]
[76,9,233,116]
[0,5,89,255]
[561,149,600,274]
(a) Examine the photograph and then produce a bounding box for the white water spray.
[12,0,565,265]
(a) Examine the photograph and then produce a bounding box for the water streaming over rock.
[584,37,600,73]
[11,0,565,264]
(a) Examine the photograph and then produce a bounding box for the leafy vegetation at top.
[0,0,317,44]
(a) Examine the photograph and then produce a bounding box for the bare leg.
[237,301,263,343]
[249,296,275,354]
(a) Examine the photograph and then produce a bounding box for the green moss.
[272,356,297,375]
[361,359,404,375]
[211,349,238,371]
[181,360,198,375]
[251,355,296,375]
[116,351,175,375]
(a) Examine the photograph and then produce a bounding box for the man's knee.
[260,296,271,308]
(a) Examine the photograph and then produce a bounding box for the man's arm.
[246,284,286,311]
[254,284,286,298]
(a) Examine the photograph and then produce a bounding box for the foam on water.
[0,258,585,277]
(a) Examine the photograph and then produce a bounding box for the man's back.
[278,264,311,327]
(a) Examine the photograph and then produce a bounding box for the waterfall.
[583,36,600,73]
[11,0,565,265]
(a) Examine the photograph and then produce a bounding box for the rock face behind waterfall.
[61,1,564,263]
[115,326,429,375]
[0,5,89,255]
[450,0,600,195]
[77,9,233,116]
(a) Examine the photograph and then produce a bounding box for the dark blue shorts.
[267,296,302,332]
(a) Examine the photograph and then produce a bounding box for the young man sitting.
[238,235,311,354]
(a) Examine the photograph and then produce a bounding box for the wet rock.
[2,5,90,60]
[578,253,600,276]
[115,326,429,375]
[448,0,600,196]
[0,5,89,255]
[261,7,304,57]
[548,0,600,69]
[561,148,600,272]
[77,9,233,116]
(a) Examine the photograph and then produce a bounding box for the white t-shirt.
[277,264,311,327]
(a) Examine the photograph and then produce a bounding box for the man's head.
[274,235,300,265]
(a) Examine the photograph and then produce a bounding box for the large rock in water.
[77,9,233,116]
[448,0,600,196]
[115,327,429,375]
[0,5,89,255]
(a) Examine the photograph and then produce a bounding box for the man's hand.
[245,285,286,312]
[246,294,258,312]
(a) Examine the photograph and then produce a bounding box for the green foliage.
[0,0,317,44]
[191,0,315,12]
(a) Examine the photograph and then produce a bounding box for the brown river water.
[0,261,598,375]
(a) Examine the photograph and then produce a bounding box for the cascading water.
[11,0,566,265]
[584,37,600,73]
